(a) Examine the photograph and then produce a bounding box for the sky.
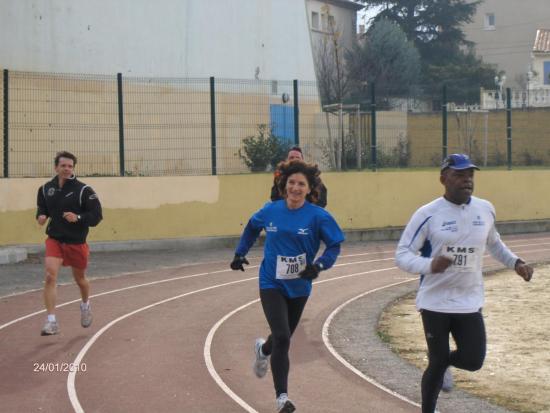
[356,5,382,32]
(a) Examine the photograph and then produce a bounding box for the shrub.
[238,125,291,172]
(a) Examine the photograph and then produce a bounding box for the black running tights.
[420,309,486,413]
[260,288,308,397]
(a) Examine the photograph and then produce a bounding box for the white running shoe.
[441,367,454,392]
[253,338,269,378]
[80,303,93,328]
[276,393,296,413]
[41,320,59,336]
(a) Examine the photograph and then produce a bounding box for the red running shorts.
[45,237,89,270]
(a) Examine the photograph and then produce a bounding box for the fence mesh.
[2,70,549,177]
[8,71,118,177]
[123,77,211,176]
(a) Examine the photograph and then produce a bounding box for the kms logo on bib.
[445,246,475,254]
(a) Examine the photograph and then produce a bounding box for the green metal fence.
[2,69,549,177]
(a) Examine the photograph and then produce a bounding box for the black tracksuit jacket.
[36,176,103,244]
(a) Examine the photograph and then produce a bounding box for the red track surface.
[1,234,549,413]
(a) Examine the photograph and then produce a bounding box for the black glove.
[230,255,249,271]
[299,263,322,280]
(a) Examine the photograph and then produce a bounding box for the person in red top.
[36,151,103,336]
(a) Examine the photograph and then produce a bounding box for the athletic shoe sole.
[278,400,296,413]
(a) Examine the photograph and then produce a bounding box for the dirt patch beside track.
[379,265,550,413]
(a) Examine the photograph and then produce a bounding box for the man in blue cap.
[395,153,534,413]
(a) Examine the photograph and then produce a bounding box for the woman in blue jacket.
[230,160,344,413]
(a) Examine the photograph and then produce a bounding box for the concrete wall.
[2,170,550,246]
[0,0,316,81]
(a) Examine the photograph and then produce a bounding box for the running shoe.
[41,320,59,336]
[441,367,454,392]
[80,303,93,328]
[276,393,296,413]
[253,338,269,378]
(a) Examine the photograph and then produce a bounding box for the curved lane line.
[203,266,402,412]
[204,240,550,412]
[1,236,546,331]
[0,255,394,332]
[67,275,257,413]
[0,267,249,331]
[321,280,421,408]
[204,299,261,413]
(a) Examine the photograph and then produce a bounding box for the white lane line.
[204,266,402,413]
[67,275,258,413]
[204,299,261,413]
[0,266,256,331]
[0,238,548,330]
[0,255,394,332]
[321,280,421,408]
[204,242,550,412]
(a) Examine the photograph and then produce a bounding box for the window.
[544,61,550,85]
[328,15,335,30]
[271,80,278,95]
[311,11,319,30]
[484,13,495,30]
[321,13,327,31]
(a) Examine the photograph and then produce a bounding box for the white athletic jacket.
[395,196,518,313]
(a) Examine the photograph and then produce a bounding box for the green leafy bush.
[238,124,291,171]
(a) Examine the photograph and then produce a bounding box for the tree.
[313,4,351,105]
[359,0,480,61]
[357,0,499,103]
[346,18,421,104]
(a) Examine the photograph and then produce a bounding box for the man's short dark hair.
[288,146,303,155]
[55,151,77,166]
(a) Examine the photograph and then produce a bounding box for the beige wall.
[2,170,550,246]
[4,73,325,177]
[408,108,550,166]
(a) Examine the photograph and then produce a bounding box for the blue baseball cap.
[441,154,479,171]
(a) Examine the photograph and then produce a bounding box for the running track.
[1,233,549,413]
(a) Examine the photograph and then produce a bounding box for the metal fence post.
[370,83,377,171]
[210,77,217,176]
[117,73,125,176]
[3,69,8,178]
[506,87,512,170]
[293,79,299,146]
[442,85,448,160]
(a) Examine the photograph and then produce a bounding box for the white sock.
[81,301,90,310]
[47,314,56,323]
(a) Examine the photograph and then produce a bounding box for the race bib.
[442,245,479,272]
[276,253,307,280]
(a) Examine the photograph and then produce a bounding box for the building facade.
[306,0,363,54]
[0,0,317,81]
[462,0,550,88]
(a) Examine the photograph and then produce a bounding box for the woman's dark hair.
[54,151,77,166]
[276,160,322,203]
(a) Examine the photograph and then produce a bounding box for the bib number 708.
[287,262,300,274]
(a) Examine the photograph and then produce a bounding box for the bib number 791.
[453,254,467,266]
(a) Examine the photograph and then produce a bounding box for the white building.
[306,0,363,54]
[0,0,317,81]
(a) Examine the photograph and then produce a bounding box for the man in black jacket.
[36,151,103,336]
[270,146,328,208]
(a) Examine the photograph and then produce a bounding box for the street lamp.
[494,74,506,108]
